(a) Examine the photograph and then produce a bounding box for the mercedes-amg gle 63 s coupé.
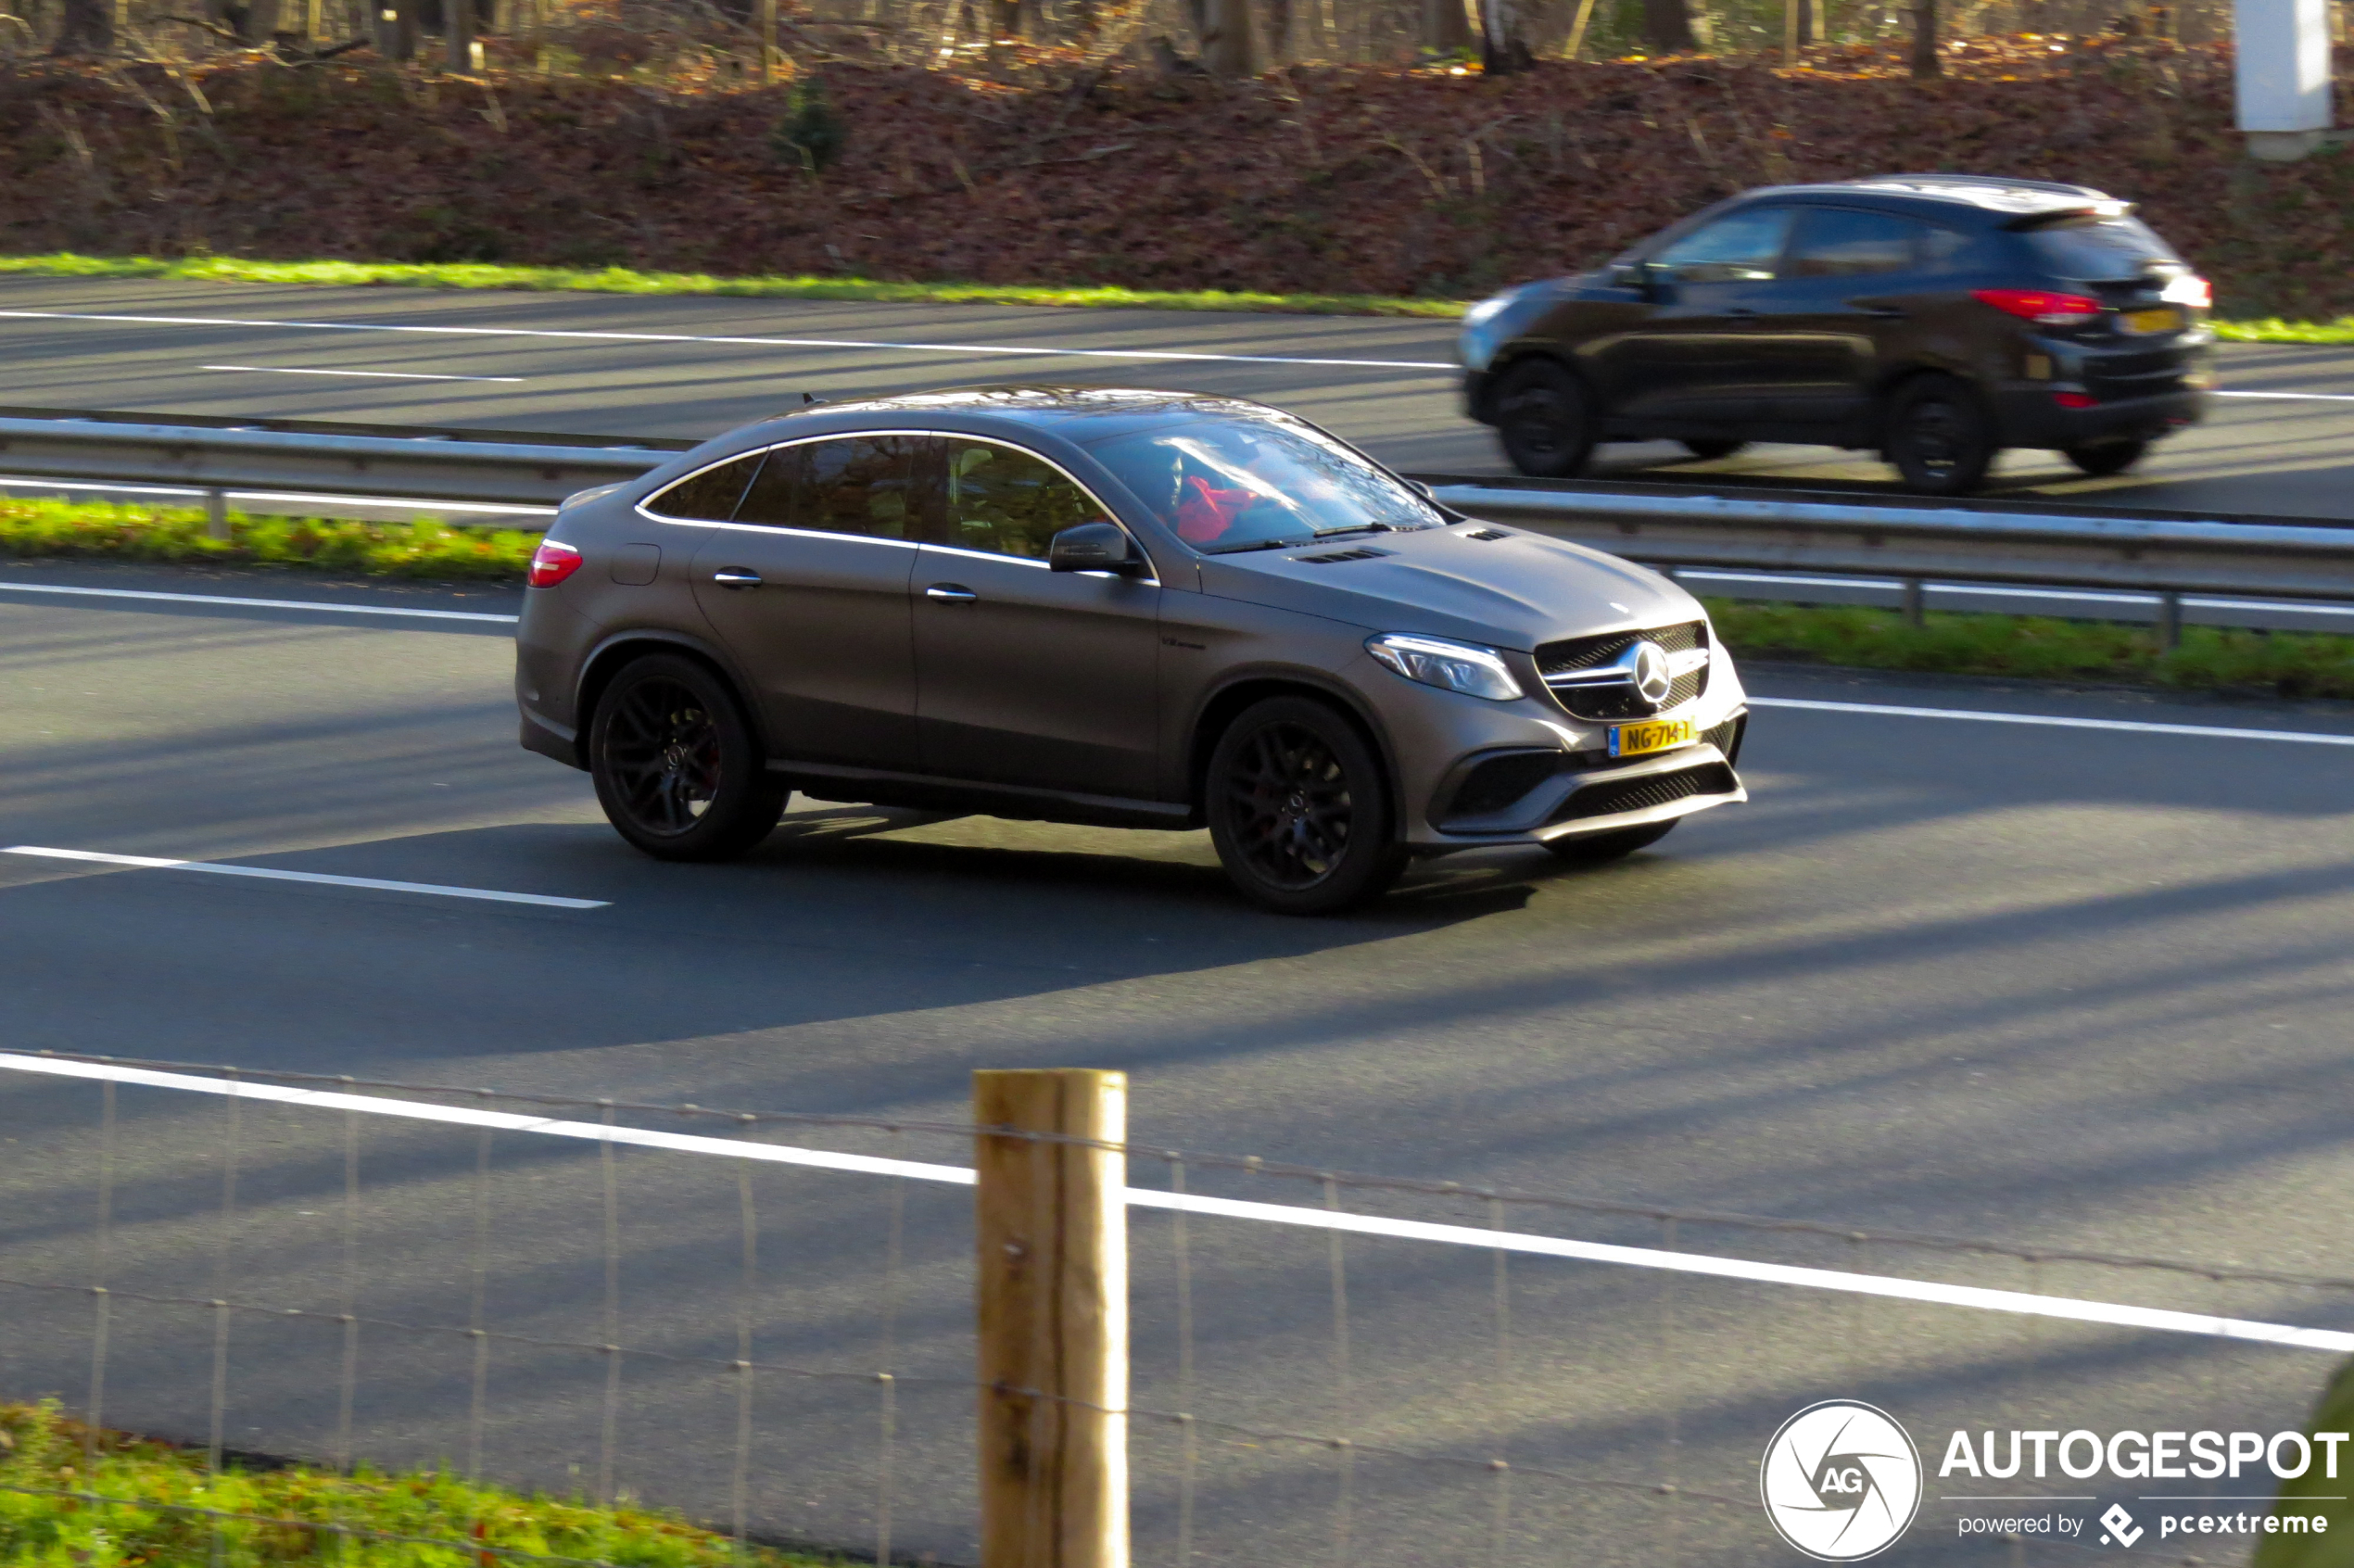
[515,388,1748,913]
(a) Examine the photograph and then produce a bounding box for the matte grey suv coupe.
[515,388,1748,913]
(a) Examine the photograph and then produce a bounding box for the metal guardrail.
[2,411,2351,642]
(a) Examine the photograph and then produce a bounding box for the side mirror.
[1407,479,1436,500]
[1048,521,1144,575]
[1611,260,1662,298]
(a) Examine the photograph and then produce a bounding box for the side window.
[733,436,930,539]
[1921,225,1970,271]
[643,451,762,522]
[1785,209,1924,279]
[1652,207,1795,285]
[940,438,1114,560]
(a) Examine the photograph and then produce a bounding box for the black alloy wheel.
[1542,818,1677,866]
[2063,439,2147,477]
[1680,438,1748,461]
[1493,359,1597,479]
[1884,373,1996,496]
[1207,696,1408,915]
[590,653,786,861]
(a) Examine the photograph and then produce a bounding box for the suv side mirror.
[1048,521,1144,575]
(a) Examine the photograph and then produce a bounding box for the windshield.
[1083,414,1442,553]
[2021,215,2182,281]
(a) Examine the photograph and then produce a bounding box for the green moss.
[0,1400,842,1567]
[0,497,540,579]
[1706,599,2354,701]
[2213,317,2354,344]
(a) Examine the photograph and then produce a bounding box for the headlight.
[1365,633,1525,702]
[1462,294,1512,328]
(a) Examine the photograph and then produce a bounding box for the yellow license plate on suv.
[1609,717,1696,759]
[2122,307,2182,335]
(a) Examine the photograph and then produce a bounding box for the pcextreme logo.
[1762,1401,1926,1561]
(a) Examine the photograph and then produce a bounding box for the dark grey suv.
[516,388,1748,913]
[1461,175,2214,494]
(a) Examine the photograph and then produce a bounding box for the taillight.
[1972,287,2104,326]
[2163,274,2212,310]
[527,539,584,588]
[2052,391,2098,409]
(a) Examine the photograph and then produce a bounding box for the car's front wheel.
[1681,438,1748,461]
[2064,439,2146,477]
[1883,374,1996,496]
[589,653,786,861]
[1493,359,1596,479]
[1207,696,1407,915]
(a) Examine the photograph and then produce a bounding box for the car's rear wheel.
[2063,439,2146,477]
[590,653,785,861]
[1543,819,1677,865]
[1883,374,1996,496]
[1207,696,1407,915]
[1493,359,1596,479]
[1681,438,1748,461]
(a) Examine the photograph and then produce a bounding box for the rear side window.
[941,439,1113,560]
[1652,207,1795,284]
[1783,209,1922,278]
[2021,215,2182,280]
[734,436,931,539]
[644,452,762,521]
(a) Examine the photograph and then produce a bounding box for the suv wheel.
[2064,439,2146,477]
[1493,360,1596,479]
[1883,374,1996,496]
[1681,439,1747,461]
[1207,696,1408,915]
[590,653,786,861]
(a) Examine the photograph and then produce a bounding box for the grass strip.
[0,252,2339,337]
[0,1400,842,1567]
[1705,597,2354,701]
[0,496,540,578]
[0,253,1467,319]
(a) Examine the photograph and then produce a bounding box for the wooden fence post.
[973,1069,1129,1568]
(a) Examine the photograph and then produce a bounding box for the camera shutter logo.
[1760,1400,1924,1561]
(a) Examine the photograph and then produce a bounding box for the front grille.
[1442,751,1563,822]
[1550,762,1738,824]
[1537,619,1707,677]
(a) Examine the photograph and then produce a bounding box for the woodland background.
[1,0,2351,317]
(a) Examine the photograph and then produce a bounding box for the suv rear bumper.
[1993,386,2208,451]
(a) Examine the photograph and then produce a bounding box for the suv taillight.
[2163,274,2213,310]
[527,539,584,588]
[1971,288,2104,326]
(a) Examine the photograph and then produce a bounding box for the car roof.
[753,385,1298,443]
[1740,174,2131,223]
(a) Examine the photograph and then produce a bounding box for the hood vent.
[1293,546,1395,564]
[1463,528,1512,541]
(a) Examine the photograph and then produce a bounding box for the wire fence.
[2,1047,2348,1566]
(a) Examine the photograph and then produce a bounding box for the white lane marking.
[0,474,557,516]
[1749,696,2354,744]
[0,309,1457,373]
[2213,389,2354,403]
[4,846,606,909]
[200,363,528,383]
[0,1050,2345,1355]
[0,580,518,622]
[1684,569,2354,618]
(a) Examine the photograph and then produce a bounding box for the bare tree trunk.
[1476,0,1530,70]
[54,0,111,49]
[1199,0,1257,72]
[1422,0,1469,50]
[1264,0,1290,62]
[1909,0,1938,75]
[1642,0,1695,49]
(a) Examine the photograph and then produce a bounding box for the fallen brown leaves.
[1,36,2349,316]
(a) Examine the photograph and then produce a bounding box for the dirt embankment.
[2,40,2348,315]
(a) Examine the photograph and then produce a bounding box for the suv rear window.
[2020,215,2181,280]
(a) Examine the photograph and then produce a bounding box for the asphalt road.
[5,276,2354,520]
[5,560,2354,1564]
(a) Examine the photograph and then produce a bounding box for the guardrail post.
[203,488,230,543]
[974,1069,1129,1568]
[2156,591,2183,651]
[1899,577,1926,627]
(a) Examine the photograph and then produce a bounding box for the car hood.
[1194,525,1701,651]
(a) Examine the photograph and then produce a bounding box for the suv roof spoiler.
[1850,173,2132,224]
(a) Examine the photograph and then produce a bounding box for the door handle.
[925,584,978,603]
[1727,307,1760,319]
[1859,306,1907,319]
[711,569,762,588]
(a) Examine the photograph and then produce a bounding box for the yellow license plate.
[1609,717,1695,759]
[2122,307,2182,335]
